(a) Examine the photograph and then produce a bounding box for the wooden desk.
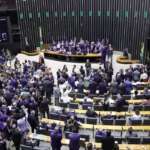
[29,133,150,150]
[44,50,101,62]
[132,81,150,86]
[73,109,150,117]
[116,56,140,64]
[41,118,150,131]
[72,98,146,105]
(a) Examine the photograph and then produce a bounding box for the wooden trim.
[117,56,140,64]
[21,51,39,56]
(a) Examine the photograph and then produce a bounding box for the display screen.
[0,18,9,43]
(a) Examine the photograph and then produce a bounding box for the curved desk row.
[117,56,140,64]
[41,118,150,131]
[29,133,150,150]
[70,97,148,105]
[44,50,101,62]
[21,51,40,56]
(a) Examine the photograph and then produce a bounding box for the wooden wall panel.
[16,0,150,59]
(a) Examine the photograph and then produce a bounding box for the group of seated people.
[50,38,113,56]
[0,48,149,150]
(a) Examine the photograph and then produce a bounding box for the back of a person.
[50,131,62,149]
[133,70,140,82]
[101,131,114,150]
[69,132,80,150]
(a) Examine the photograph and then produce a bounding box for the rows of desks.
[73,109,150,117]
[29,133,150,150]
[72,98,147,105]
[41,118,150,131]
[52,106,150,116]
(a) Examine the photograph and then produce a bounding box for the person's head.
[134,90,138,96]
[128,127,133,134]
[54,126,59,134]
[86,143,93,150]
[25,129,30,135]
[135,110,140,116]
[70,115,75,120]
[12,123,17,129]
[106,130,111,137]
[31,110,35,116]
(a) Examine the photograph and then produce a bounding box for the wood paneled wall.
[16,0,150,59]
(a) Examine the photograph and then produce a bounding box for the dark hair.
[86,143,93,150]
[106,130,111,136]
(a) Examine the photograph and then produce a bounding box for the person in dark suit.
[116,94,128,111]
[85,59,91,76]
[69,129,80,150]
[28,110,38,133]
[50,127,62,150]
[0,135,7,150]
[11,123,22,150]
[39,96,49,118]
[101,130,115,150]
[98,80,108,95]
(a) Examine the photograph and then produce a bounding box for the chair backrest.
[135,95,145,99]
[86,117,97,124]
[59,102,68,108]
[102,119,114,125]
[77,117,85,123]
[95,135,103,142]
[49,113,59,120]
[80,134,90,141]
[93,105,103,111]
[141,137,150,144]
[69,103,79,109]
[123,95,131,100]
[143,119,150,125]
[76,93,84,98]
[21,145,32,150]
[108,106,116,111]
[134,105,143,111]
[36,127,48,135]
[82,104,93,110]
[115,119,126,125]
[122,105,128,111]
[59,114,67,121]
[127,137,141,144]
[114,137,123,144]
[33,147,49,150]
[68,92,76,98]
[131,120,142,125]
[144,105,150,111]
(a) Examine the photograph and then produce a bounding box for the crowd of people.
[50,38,113,64]
[0,47,149,150]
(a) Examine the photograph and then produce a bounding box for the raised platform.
[117,56,140,64]
[44,50,101,62]
[21,51,39,56]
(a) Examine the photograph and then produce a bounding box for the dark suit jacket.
[69,133,80,150]
[101,135,115,150]
[50,131,62,149]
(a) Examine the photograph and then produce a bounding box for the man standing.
[11,123,22,150]
[53,85,61,106]
[50,127,62,150]
[28,110,38,133]
[69,129,80,150]
[85,59,91,76]
[101,130,115,150]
